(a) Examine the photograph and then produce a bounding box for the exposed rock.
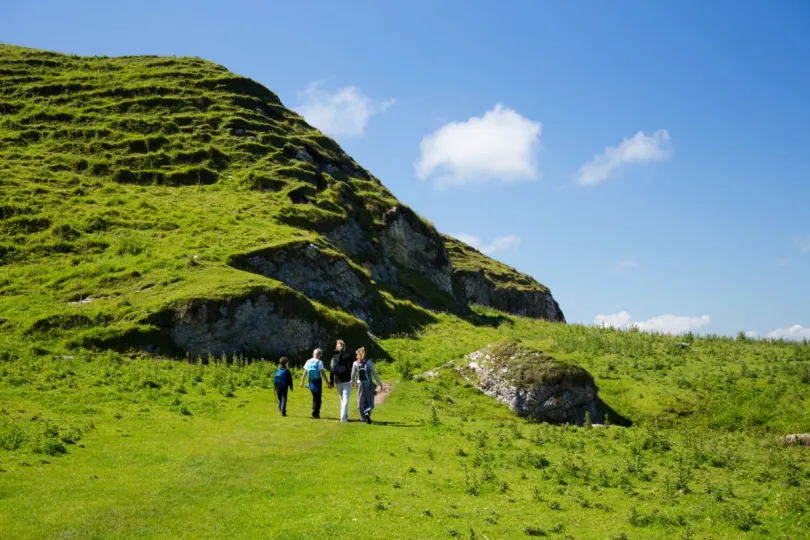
[458,342,604,425]
[295,148,314,164]
[453,270,565,321]
[366,259,398,287]
[379,206,454,296]
[160,291,368,361]
[228,242,376,326]
[323,218,374,257]
[169,294,328,359]
[779,433,810,446]
[69,296,103,305]
[231,128,245,136]
[321,163,341,177]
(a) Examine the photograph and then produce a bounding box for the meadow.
[1,312,808,539]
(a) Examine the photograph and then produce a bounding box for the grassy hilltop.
[1,45,809,539]
[0,43,559,360]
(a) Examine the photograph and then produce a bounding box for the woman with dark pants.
[351,347,383,424]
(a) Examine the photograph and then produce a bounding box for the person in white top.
[300,348,329,419]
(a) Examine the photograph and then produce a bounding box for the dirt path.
[374,383,394,406]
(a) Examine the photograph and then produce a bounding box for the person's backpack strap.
[358,361,369,382]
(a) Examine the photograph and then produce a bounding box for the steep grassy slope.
[0,44,561,361]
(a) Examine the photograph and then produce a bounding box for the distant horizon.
[2,0,808,339]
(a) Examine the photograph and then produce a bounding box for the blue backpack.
[273,367,287,388]
[307,361,321,381]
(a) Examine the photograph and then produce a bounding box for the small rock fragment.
[295,148,314,164]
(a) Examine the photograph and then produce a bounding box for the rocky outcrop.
[152,290,368,361]
[228,242,376,326]
[323,219,375,258]
[458,342,603,425]
[779,433,810,446]
[453,270,565,321]
[378,206,454,296]
[320,207,567,323]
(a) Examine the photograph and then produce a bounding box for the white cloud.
[594,311,632,329]
[775,257,789,267]
[744,330,759,338]
[295,82,395,137]
[576,130,671,186]
[415,103,542,186]
[593,311,711,335]
[636,314,711,334]
[452,233,521,255]
[616,259,638,271]
[767,324,810,341]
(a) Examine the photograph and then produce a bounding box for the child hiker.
[301,348,329,419]
[351,347,382,424]
[273,357,293,417]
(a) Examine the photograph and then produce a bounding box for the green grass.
[1,313,809,539]
[443,234,549,294]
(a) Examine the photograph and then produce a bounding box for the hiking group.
[272,339,383,424]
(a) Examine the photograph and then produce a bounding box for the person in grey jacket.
[351,347,383,424]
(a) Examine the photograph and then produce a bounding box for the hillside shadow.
[597,398,633,427]
[369,420,421,428]
[462,308,513,328]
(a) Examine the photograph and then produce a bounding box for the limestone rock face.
[320,208,566,323]
[453,270,565,321]
[378,206,454,296]
[169,294,331,360]
[229,242,376,326]
[323,219,375,258]
[459,343,603,425]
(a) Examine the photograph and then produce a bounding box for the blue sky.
[3,0,809,338]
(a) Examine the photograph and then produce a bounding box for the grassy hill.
[1,44,809,539]
[0,43,561,363]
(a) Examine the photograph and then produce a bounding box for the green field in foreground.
[1,313,809,539]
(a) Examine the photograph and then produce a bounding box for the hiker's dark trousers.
[275,387,288,415]
[309,379,323,418]
[358,381,374,421]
